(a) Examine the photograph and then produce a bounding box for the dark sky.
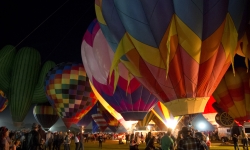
[0,0,96,64]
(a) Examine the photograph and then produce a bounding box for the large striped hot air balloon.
[33,102,59,131]
[44,62,98,128]
[95,0,250,116]
[213,67,250,125]
[92,103,108,132]
[136,112,155,130]
[0,90,8,112]
[81,19,158,120]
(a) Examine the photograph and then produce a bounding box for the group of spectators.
[129,126,210,150]
[0,123,85,150]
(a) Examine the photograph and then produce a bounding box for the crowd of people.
[128,127,211,150]
[0,123,86,150]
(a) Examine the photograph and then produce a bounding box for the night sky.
[1,0,96,64]
[0,0,248,129]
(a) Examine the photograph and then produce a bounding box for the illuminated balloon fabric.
[98,102,120,132]
[77,103,97,127]
[95,0,249,116]
[213,67,250,124]
[0,90,8,112]
[152,102,181,129]
[152,116,168,131]
[10,47,41,127]
[136,111,154,128]
[33,61,56,104]
[91,104,108,132]
[44,62,98,128]
[203,96,217,114]
[92,120,99,133]
[89,81,138,131]
[33,102,59,131]
[0,45,16,95]
[81,19,158,120]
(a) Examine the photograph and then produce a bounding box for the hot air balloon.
[213,67,250,125]
[95,0,250,116]
[152,102,182,130]
[98,102,120,133]
[0,90,8,112]
[33,102,59,131]
[77,103,97,128]
[90,81,138,132]
[92,103,108,132]
[44,62,98,128]
[136,112,155,130]
[81,19,158,120]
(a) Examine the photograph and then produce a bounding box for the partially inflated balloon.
[81,19,158,120]
[44,62,97,128]
[152,102,181,130]
[33,102,59,131]
[213,67,250,124]
[0,90,8,112]
[136,112,154,129]
[95,0,249,116]
[92,103,108,132]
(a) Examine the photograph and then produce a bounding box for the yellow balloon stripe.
[95,1,106,26]
[221,13,238,75]
[89,81,123,121]
[175,15,201,63]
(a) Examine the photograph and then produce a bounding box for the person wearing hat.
[0,126,10,150]
[177,127,204,150]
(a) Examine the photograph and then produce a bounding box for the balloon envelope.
[77,103,97,127]
[45,62,98,128]
[33,102,59,131]
[81,19,158,120]
[213,67,250,124]
[95,0,249,116]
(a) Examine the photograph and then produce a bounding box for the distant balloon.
[33,102,59,131]
[0,90,8,112]
[45,62,97,128]
[136,112,154,130]
[81,19,158,120]
[95,0,249,116]
[92,103,108,132]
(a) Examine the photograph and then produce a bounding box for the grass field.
[63,139,238,150]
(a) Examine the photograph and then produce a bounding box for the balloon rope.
[0,0,70,62]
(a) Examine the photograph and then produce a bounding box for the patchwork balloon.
[44,62,97,128]
[81,19,158,120]
[77,103,97,127]
[95,0,250,116]
[33,102,59,131]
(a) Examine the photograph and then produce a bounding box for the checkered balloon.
[44,62,97,128]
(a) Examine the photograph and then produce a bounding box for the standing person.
[57,132,64,150]
[52,132,58,150]
[145,136,156,150]
[78,132,84,150]
[129,134,139,150]
[160,129,174,150]
[0,126,10,150]
[242,132,249,150]
[125,133,130,144]
[177,127,203,150]
[232,134,240,150]
[45,131,53,150]
[74,133,79,150]
[63,132,70,150]
[145,132,151,145]
[195,132,209,150]
[97,133,103,149]
[29,123,42,150]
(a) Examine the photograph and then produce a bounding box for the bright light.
[198,122,206,130]
[147,126,151,130]
[166,119,178,130]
